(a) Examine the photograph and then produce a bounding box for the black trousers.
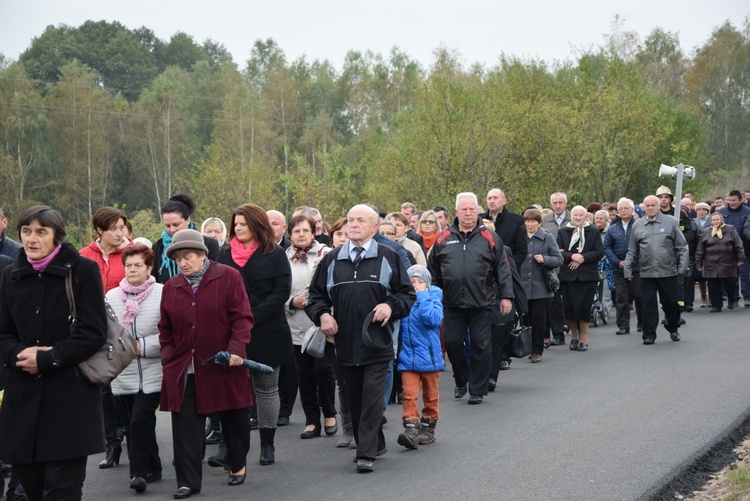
[340,361,389,461]
[613,272,643,332]
[172,376,250,489]
[277,358,298,419]
[444,307,491,396]
[100,384,121,447]
[641,276,680,339]
[14,456,87,501]
[708,277,738,308]
[115,392,162,478]
[490,322,512,379]
[293,346,336,426]
[528,297,551,355]
[546,289,565,338]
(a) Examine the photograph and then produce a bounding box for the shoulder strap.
[65,270,79,328]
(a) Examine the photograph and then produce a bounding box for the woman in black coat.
[556,205,604,352]
[217,203,293,467]
[695,212,745,312]
[0,206,107,500]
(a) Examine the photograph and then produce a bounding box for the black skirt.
[561,281,597,322]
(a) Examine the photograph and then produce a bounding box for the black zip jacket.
[306,240,415,366]
[427,218,515,310]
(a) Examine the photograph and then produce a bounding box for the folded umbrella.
[202,351,274,374]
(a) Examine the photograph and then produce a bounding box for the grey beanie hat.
[407,264,432,288]
[166,229,208,260]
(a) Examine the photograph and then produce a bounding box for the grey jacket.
[624,212,689,279]
[541,211,571,241]
[519,228,564,300]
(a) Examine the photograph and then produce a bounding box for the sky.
[1,0,747,70]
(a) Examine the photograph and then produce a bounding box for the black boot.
[418,417,437,445]
[259,428,276,466]
[207,440,229,471]
[99,444,122,469]
[397,418,421,450]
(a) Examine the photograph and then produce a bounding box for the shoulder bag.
[539,262,560,293]
[65,271,138,386]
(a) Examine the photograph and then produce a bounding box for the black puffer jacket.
[306,241,415,366]
[427,218,514,310]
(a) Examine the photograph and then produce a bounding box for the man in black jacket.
[480,188,527,268]
[306,204,415,473]
[427,193,514,405]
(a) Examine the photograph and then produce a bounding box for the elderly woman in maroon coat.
[159,229,254,499]
[695,212,745,313]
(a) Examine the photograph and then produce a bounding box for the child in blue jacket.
[397,265,444,450]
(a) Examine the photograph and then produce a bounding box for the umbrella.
[201,351,273,374]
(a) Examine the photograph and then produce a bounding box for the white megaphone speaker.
[658,164,696,180]
[658,164,678,177]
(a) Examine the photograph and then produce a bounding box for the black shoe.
[710,307,722,313]
[679,318,686,325]
[228,472,246,486]
[454,385,468,399]
[130,476,147,493]
[173,487,200,499]
[499,360,511,370]
[468,395,483,405]
[550,337,566,346]
[325,418,338,436]
[615,329,630,335]
[204,429,222,444]
[300,425,321,439]
[276,416,290,427]
[670,331,680,342]
[207,441,229,470]
[249,417,259,429]
[488,378,497,392]
[569,339,579,351]
[356,459,374,473]
[637,325,643,332]
[643,337,655,345]
[99,445,122,469]
[543,341,551,349]
[376,446,388,457]
[145,472,162,483]
[686,306,693,312]
[577,343,588,352]
[728,303,735,310]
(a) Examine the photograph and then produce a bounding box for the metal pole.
[674,163,684,210]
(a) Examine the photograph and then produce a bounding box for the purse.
[65,271,138,386]
[540,263,560,293]
[509,316,532,359]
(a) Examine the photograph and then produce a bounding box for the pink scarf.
[118,275,156,327]
[28,245,62,271]
[230,237,259,267]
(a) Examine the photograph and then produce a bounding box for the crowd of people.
[0,185,747,499]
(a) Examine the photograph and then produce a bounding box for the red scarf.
[230,237,260,267]
[419,231,438,251]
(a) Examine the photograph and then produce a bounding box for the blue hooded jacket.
[397,286,444,373]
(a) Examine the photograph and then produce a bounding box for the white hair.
[570,205,587,215]
[348,204,379,224]
[617,197,635,209]
[550,192,568,204]
[455,192,478,209]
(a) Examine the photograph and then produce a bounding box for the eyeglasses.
[421,220,437,225]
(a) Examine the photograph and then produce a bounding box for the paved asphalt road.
[82,302,750,500]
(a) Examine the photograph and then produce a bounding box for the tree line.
[0,18,748,246]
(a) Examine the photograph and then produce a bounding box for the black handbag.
[540,263,560,293]
[509,316,532,359]
[65,270,138,386]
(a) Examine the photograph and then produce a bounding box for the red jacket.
[159,261,254,414]
[79,238,130,292]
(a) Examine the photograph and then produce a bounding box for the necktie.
[353,246,364,267]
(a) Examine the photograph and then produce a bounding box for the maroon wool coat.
[159,261,254,414]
